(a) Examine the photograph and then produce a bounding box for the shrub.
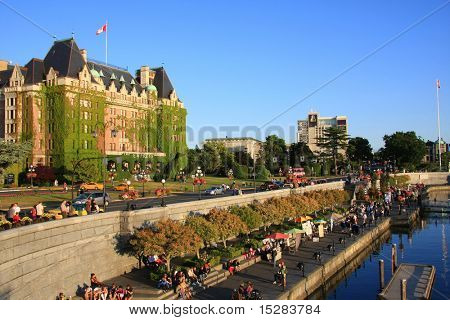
[149,265,167,283]
[221,246,244,259]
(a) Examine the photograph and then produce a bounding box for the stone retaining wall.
[395,172,450,185]
[0,181,344,300]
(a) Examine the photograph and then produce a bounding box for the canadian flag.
[96,24,107,35]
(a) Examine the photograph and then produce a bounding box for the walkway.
[196,217,389,300]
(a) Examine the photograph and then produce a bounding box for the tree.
[129,219,202,272]
[347,137,373,164]
[185,215,219,252]
[382,131,426,170]
[289,142,314,167]
[316,127,349,175]
[233,150,254,167]
[263,135,288,174]
[0,140,32,175]
[206,208,248,247]
[228,205,263,231]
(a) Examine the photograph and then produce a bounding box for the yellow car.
[80,182,104,191]
[113,183,134,191]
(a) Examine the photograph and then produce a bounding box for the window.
[84,124,88,134]
[38,110,42,119]
[39,140,43,149]
[84,140,88,149]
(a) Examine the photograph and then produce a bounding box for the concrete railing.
[394,172,450,185]
[0,181,344,300]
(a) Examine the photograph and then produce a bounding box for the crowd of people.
[81,273,133,300]
[231,281,262,300]
[155,261,212,300]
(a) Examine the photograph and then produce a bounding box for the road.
[104,176,345,212]
[0,176,345,213]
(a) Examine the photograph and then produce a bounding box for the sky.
[1,0,449,150]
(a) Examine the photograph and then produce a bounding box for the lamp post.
[109,168,117,187]
[92,122,117,213]
[28,165,36,188]
[139,170,147,197]
[178,170,185,191]
[161,179,167,207]
[195,167,203,200]
[191,174,195,192]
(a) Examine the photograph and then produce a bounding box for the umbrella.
[295,216,313,223]
[286,228,305,234]
[265,232,289,239]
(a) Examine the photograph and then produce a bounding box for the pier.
[378,264,436,300]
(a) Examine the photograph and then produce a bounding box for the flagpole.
[436,80,442,171]
[105,20,108,66]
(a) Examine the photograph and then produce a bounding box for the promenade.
[196,216,391,300]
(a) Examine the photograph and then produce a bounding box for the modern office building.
[296,111,348,154]
[0,38,187,182]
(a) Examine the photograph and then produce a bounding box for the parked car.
[259,182,280,191]
[203,186,224,195]
[79,182,104,191]
[73,192,112,207]
[113,183,134,191]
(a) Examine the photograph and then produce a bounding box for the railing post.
[391,244,397,273]
[401,279,407,300]
[379,259,385,290]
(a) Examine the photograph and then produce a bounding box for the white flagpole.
[436,80,442,171]
[105,20,108,66]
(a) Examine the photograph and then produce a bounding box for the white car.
[204,186,224,195]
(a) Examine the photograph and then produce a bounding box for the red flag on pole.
[96,24,107,35]
[437,79,440,89]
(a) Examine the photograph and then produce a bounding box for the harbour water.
[308,214,450,300]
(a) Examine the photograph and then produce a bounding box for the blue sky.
[1,0,449,149]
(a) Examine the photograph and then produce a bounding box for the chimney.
[0,60,9,71]
[80,49,87,63]
[140,66,150,86]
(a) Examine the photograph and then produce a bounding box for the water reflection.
[308,214,450,300]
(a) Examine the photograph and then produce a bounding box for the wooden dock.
[378,263,435,300]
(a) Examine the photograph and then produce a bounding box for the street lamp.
[161,179,167,207]
[139,170,147,197]
[195,167,203,200]
[227,168,234,180]
[92,122,117,213]
[178,169,185,191]
[28,165,36,188]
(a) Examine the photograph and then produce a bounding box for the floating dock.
[378,263,435,300]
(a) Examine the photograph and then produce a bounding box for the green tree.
[263,135,288,174]
[228,205,263,231]
[316,127,349,175]
[129,219,202,272]
[289,142,314,167]
[382,131,427,170]
[206,208,248,247]
[185,215,219,252]
[347,137,373,164]
[0,140,32,175]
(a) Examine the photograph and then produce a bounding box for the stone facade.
[0,38,187,181]
[0,182,344,299]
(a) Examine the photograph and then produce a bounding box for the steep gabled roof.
[0,69,13,88]
[152,67,175,99]
[43,38,85,78]
[87,61,143,94]
[24,58,45,84]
